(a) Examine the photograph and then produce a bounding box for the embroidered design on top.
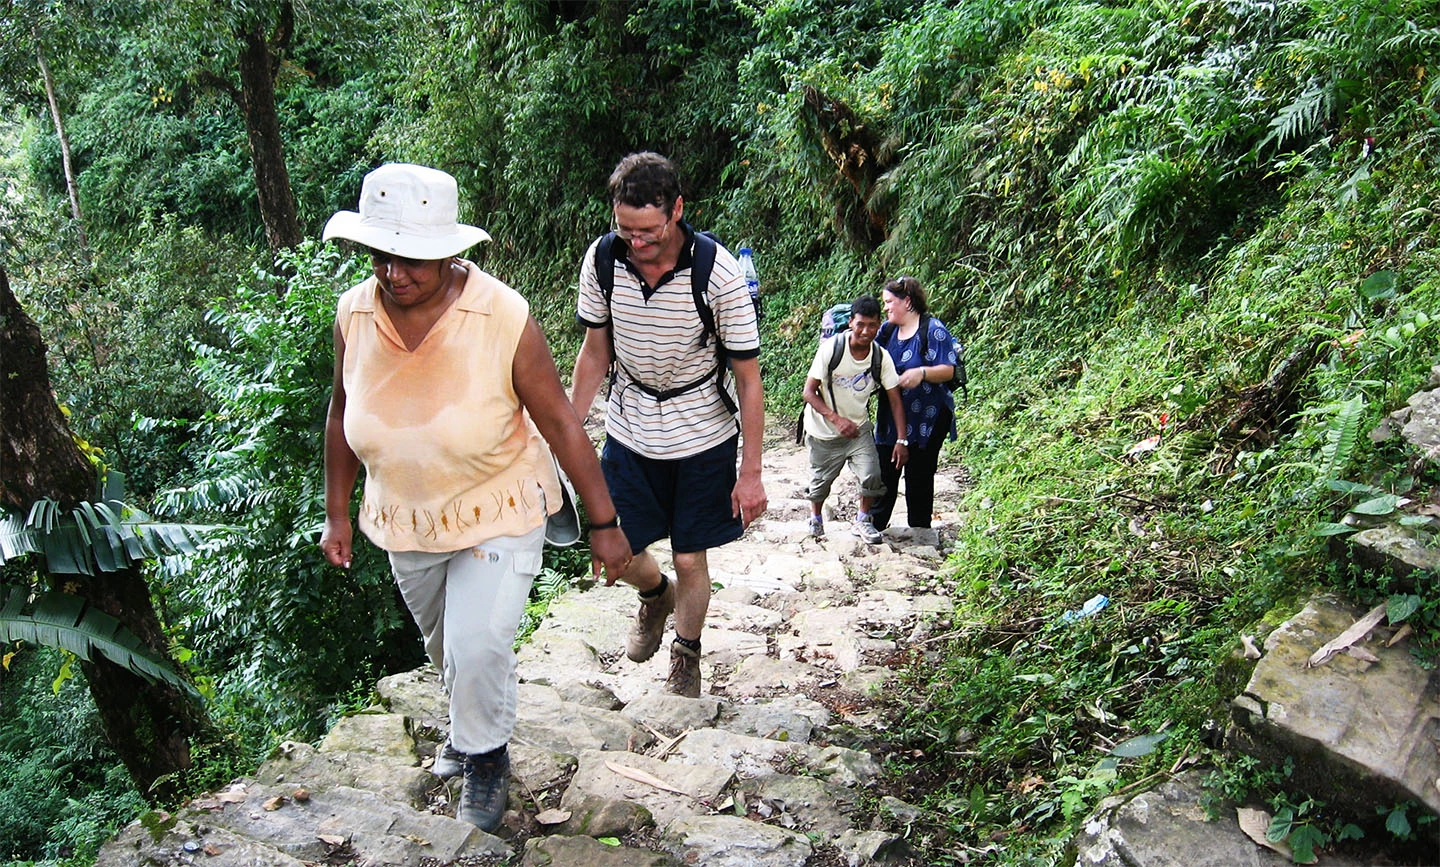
[362,479,539,538]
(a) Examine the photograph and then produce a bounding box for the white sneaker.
[854,516,882,544]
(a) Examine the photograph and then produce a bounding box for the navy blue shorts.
[600,435,743,555]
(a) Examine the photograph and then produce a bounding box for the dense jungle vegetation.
[2,0,1438,863]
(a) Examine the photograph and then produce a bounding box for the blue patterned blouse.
[874,315,959,448]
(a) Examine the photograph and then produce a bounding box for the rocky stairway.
[97,434,965,867]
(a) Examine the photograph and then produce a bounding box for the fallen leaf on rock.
[292,788,310,802]
[1307,603,1386,667]
[1240,635,1262,659]
[1346,645,1380,663]
[603,759,688,795]
[1236,807,1293,860]
[317,834,346,847]
[262,796,285,812]
[202,844,221,856]
[401,835,430,845]
[534,809,571,825]
[1388,623,1413,647]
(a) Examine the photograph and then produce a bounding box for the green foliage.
[14,213,256,498]
[157,242,419,746]
[7,0,1440,862]
[518,567,578,646]
[0,648,146,864]
[1265,793,1358,864]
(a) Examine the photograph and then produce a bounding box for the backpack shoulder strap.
[691,231,718,348]
[823,332,846,411]
[918,314,931,363]
[594,232,618,306]
[825,332,847,373]
[869,342,883,389]
[689,231,737,415]
[593,232,619,365]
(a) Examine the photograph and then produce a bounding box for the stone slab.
[1229,596,1440,819]
[559,749,733,830]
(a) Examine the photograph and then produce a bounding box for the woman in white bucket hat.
[319,163,630,832]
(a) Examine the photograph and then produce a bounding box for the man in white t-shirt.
[801,294,908,544]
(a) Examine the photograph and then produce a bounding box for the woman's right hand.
[320,516,353,569]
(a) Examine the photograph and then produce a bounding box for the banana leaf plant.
[0,470,218,696]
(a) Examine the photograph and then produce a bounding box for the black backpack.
[876,314,967,398]
[593,229,737,414]
[793,331,886,443]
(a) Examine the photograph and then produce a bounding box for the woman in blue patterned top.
[873,275,959,531]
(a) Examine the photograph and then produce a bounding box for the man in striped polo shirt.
[570,152,767,697]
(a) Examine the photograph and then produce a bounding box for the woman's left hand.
[898,367,926,390]
[590,527,633,586]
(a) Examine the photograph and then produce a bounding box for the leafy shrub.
[0,649,145,864]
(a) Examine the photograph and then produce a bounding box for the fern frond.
[1317,395,1365,484]
[1380,26,1440,52]
[1259,79,1330,152]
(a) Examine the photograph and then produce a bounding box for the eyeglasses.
[370,250,429,270]
[612,215,672,246]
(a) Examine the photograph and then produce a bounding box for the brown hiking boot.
[625,576,674,662]
[666,640,701,697]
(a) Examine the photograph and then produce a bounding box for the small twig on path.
[513,770,543,809]
[654,729,692,759]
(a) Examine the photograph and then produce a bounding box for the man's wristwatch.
[896,439,909,446]
[589,515,622,530]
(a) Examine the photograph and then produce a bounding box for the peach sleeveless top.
[337,261,560,552]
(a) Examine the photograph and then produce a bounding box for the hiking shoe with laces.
[458,747,510,832]
[626,576,675,663]
[854,515,883,544]
[666,640,702,698]
[807,515,825,538]
[430,736,465,779]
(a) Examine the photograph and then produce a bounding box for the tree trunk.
[34,33,89,250]
[0,266,210,803]
[235,18,302,260]
[1,269,94,509]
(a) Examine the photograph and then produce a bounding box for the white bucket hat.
[323,163,491,260]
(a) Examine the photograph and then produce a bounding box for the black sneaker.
[458,746,510,832]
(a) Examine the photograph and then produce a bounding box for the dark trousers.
[872,414,950,530]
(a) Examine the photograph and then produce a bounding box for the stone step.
[94,424,956,866]
[1228,595,1440,820]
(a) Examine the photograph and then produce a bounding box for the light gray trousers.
[387,524,544,755]
[806,422,887,505]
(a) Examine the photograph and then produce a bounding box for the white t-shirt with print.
[803,333,899,440]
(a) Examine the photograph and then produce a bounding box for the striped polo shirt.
[577,223,761,460]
